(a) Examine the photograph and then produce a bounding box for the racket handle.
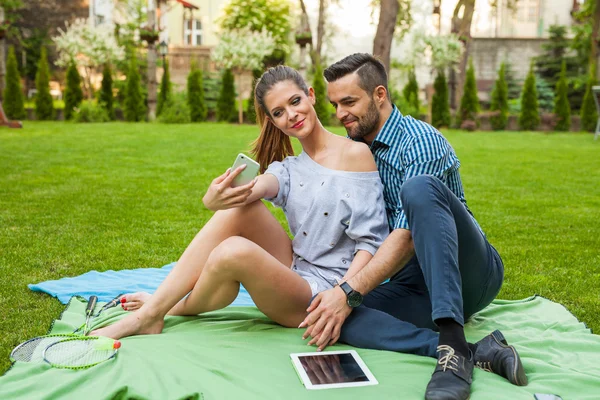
[86,296,98,317]
[100,294,122,312]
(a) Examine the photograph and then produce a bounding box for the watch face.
[347,292,363,308]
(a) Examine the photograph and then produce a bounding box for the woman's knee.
[205,236,255,275]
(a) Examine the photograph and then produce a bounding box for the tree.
[217,69,236,123]
[53,18,125,99]
[124,52,146,122]
[187,62,207,122]
[372,0,400,73]
[313,63,330,125]
[519,63,540,131]
[489,62,508,131]
[219,0,291,64]
[553,61,571,131]
[402,67,420,117]
[35,46,54,120]
[212,27,275,123]
[456,58,479,127]
[156,59,172,117]
[99,63,115,120]
[580,66,597,132]
[64,61,83,120]
[432,69,451,129]
[3,45,26,120]
[246,69,261,124]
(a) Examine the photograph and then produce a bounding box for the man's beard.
[345,99,380,140]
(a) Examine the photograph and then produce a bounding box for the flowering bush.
[211,28,276,72]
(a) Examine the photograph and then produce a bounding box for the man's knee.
[400,175,441,206]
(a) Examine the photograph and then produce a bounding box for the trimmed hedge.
[3,46,26,120]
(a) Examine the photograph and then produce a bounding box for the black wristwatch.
[339,282,363,308]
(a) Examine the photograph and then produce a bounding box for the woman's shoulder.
[340,139,377,173]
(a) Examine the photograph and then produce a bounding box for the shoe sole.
[491,330,528,386]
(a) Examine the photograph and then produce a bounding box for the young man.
[298,53,527,400]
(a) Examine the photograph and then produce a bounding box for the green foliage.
[124,52,146,122]
[156,60,172,117]
[580,70,597,132]
[158,93,191,124]
[3,46,26,120]
[219,0,291,63]
[504,62,521,100]
[216,69,236,122]
[187,62,207,122]
[34,47,54,120]
[535,76,555,112]
[401,68,420,118]
[246,69,261,124]
[553,61,571,131]
[313,63,330,126]
[203,72,221,118]
[490,63,509,130]
[519,64,540,131]
[457,59,479,127]
[73,101,110,123]
[64,62,83,120]
[100,63,115,120]
[432,69,451,128]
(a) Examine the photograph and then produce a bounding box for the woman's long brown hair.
[251,66,309,173]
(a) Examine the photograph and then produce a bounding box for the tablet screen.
[290,350,378,389]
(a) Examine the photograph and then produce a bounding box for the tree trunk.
[147,0,158,121]
[449,0,476,109]
[0,7,5,100]
[315,0,326,66]
[372,0,400,74]
[593,0,600,80]
[299,0,316,70]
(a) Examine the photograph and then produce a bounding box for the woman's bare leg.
[174,236,312,328]
[91,201,293,339]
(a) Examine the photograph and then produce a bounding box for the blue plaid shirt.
[356,106,482,233]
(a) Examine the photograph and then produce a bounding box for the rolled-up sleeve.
[264,159,291,208]
[346,179,390,255]
[394,133,457,230]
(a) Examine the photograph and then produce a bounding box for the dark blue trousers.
[340,175,504,358]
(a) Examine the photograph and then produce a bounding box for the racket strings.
[44,339,116,368]
[10,335,72,363]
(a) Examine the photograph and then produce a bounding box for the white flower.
[211,28,276,71]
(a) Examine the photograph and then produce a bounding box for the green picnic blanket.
[2,296,599,399]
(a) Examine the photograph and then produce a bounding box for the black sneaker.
[474,330,528,386]
[425,345,473,400]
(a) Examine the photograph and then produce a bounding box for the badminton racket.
[43,336,121,369]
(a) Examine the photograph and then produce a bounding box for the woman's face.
[263,80,317,139]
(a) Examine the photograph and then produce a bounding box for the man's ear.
[374,85,388,105]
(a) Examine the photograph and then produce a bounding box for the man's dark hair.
[323,53,389,98]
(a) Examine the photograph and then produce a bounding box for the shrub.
[457,58,479,127]
[313,63,330,125]
[395,92,419,119]
[156,59,172,117]
[490,62,508,130]
[216,69,236,122]
[64,61,83,120]
[3,46,26,120]
[402,67,420,118]
[158,93,191,124]
[519,63,540,130]
[187,62,207,122]
[73,101,110,123]
[553,60,571,131]
[100,63,115,120]
[580,72,597,132]
[432,69,451,128]
[246,69,261,124]
[203,72,221,118]
[35,47,54,120]
[124,52,146,122]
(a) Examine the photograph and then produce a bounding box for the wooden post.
[0,7,6,100]
[147,0,158,120]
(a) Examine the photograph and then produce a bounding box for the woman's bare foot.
[120,292,152,311]
[90,309,164,340]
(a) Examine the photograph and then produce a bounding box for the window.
[184,19,202,45]
[527,6,537,22]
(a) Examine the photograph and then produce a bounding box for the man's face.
[327,73,380,142]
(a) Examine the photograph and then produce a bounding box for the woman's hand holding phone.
[202,165,258,211]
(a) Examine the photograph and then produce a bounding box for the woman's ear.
[308,87,316,105]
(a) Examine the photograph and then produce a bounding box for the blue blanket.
[28,262,255,306]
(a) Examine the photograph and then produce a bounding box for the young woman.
[91,66,389,340]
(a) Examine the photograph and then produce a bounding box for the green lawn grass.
[1,122,599,373]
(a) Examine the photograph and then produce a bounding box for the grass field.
[1,122,599,373]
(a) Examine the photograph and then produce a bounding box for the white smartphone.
[230,153,260,187]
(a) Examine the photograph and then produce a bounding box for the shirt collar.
[371,105,403,148]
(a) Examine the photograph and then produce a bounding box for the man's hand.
[202,165,257,211]
[298,286,352,351]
